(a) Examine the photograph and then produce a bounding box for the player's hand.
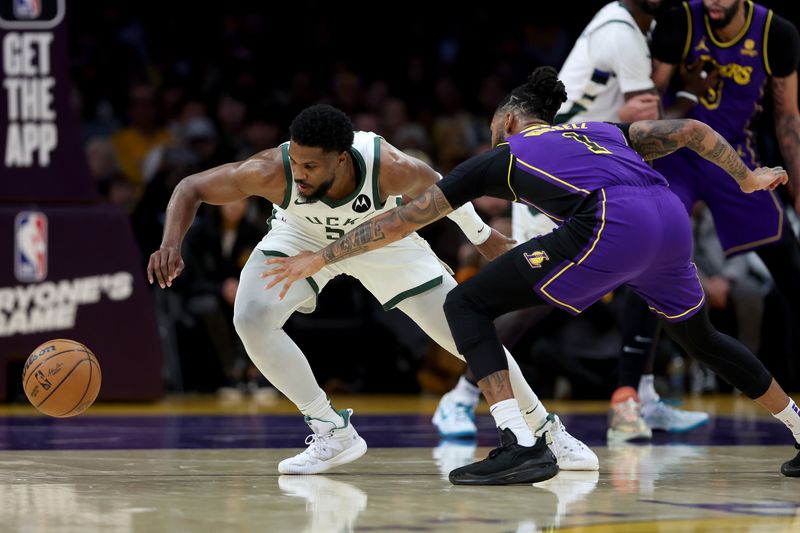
[261,251,324,300]
[740,166,788,193]
[704,275,731,310]
[147,245,184,288]
[474,228,516,261]
[618,94,660,122]
[681,60,719,99]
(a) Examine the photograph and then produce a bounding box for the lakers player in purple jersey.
[265,67,800,485]
[651,0,800,357]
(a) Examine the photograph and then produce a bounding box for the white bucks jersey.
[268,131,399,243]
[554,1,654,124]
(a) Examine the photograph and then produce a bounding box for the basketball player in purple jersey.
[265,67,800,485]
[649,0,800,366]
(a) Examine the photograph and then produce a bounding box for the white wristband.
[676,91,699,104]
[447,202,491,245]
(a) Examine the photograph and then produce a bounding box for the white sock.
[522,399,549,434]
[773,399,800,445]
[450,375,481,406]
[490,398,535,446]
[638,374,660,405]
[299,391,344,426]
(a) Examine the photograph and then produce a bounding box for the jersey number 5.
[326,227,344,240]
[562,132,611,155]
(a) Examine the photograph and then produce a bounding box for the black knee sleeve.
[443,284,509,382]
[661,305,772,398]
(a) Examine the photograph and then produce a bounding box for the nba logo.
[13,0,41,19]
[15,211,48,282]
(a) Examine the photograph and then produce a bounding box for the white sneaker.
[278,409,368,475]
[534,414,599,471]
[641,400,710,432]
[432,391,477,438]
[278,475,368,533]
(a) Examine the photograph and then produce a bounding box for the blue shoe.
[432,391,477,438]
[641,400,709,433]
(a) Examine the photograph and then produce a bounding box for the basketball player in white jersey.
[147,104,596,474]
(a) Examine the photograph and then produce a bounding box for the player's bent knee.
[443,286,490,353]
[233,300,285,339]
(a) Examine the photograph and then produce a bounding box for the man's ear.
[504,112,516,136]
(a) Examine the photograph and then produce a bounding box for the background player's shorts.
[257,221,451,313]
[512,185,705,322]
[654,149,783,256]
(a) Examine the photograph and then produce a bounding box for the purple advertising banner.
[0,1,164,401]
[0,204,164,400]
[0,0,95,201]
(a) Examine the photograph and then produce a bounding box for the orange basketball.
[22,339,101,418]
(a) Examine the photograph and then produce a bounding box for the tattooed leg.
[478,370,515,405]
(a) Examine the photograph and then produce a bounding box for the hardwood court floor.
[1,395,799,532]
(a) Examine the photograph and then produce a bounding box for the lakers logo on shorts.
[523,250,549,269]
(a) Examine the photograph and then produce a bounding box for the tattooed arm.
[261,184,454,299]
[772,73,800,212]
[629,119,788,193]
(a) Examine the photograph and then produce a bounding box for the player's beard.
[297,175,335,203]
[704,2,739,29]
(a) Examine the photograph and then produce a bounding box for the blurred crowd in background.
[68,0,799,399]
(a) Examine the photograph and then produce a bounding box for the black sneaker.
[449,428,559,485]
[781,444,800,477]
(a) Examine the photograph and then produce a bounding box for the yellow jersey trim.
[723,190,783,255]
[648,264,706,319]
[682,2,692,61]
[505,151,518,202]
[538,189,606,313]
[763,10,774,77]
[515,158,591,195]
[704,0,754,49]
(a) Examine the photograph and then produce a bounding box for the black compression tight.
[661,304,773,399]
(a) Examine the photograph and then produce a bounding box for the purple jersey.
[505,122,667,220]
[676,0,772,167]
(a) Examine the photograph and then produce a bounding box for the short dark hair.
[289,104,354,153]
[497,66,568,124]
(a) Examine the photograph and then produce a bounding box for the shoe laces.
[303,430,334,457]
[448,402,474,423]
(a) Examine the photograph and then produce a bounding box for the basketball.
[22,339,102,418]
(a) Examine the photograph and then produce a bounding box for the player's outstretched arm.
[147,152,280,288]
[628,119,788,194]
[262,184,454,299]
[380,140,514,259]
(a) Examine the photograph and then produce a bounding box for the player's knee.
[233,299,282,340]
[443,284,476,319]
[443,286,487,351]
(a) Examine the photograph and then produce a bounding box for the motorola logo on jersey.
[352,194,371,213]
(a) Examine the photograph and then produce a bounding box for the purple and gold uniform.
[653,0,783,255]
[439,121,705,321]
